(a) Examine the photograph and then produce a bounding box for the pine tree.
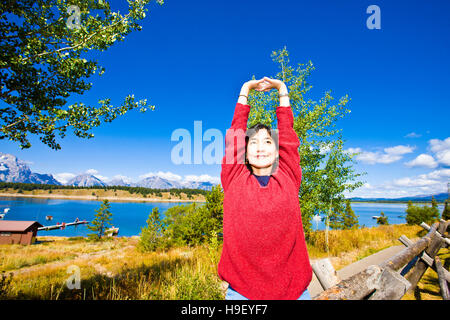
[343,199,359,229]
[87,200,113,240]
[431,196,438,209]
[442,200,450,221]
[376,212,389,225]
[205,184,224,233]
[138,207,165,252]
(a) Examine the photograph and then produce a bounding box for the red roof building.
[0,221,43,245]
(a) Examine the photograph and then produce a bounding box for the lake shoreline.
[0,193,439,205]
[0,192,206,203]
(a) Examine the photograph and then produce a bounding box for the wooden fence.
[312,219,450,300]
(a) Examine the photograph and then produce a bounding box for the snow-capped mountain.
[0,152,219,191]
[134,176,184,189]
[179,180,215,191]
[66,174,106,187]
[107,178,132,187]
[132,176,217,191]
[0,152,61,185]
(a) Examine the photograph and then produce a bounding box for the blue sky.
[1,0,449,198]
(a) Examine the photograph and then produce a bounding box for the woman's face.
[246,129,278,170]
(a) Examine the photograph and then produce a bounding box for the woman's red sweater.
[218,102,312,300]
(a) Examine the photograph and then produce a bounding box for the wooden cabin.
[0,220,43,245]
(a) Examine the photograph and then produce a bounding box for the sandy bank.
[0,192,206,203]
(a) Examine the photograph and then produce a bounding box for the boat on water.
[0,207,9,220]
[46,215,53,221]
[105,226,119,237]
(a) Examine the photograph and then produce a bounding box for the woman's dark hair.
[244,123,279,175]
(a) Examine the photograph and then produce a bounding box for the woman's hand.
[238,77,288,105]
[258,77,285,91]
[244,78,267,91]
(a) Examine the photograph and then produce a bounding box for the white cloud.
[139,171,183,181]
[345,168,449,199]
[429,137,450,153]
[436,150,450,166]
[348,145,415,165]
[345,147,362,154]
[85,168,98,175]
[405,132,422,138]
[429,137,450,166]
[184,174,220,184]
[392,177,438,187]
[384,145,415,155]
[418,168,450,180]
[404,154,438,169]
[54,172,76,184]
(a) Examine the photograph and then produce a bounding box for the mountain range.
[349,192,448,202]
[0,152,217,191]
[0,152,447,199]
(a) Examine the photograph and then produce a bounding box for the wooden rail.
[313,219,449,300]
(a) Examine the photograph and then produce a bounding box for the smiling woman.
[218,77,312,300]
[244,123,279,176]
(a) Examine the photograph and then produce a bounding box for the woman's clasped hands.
[245,77,284,92]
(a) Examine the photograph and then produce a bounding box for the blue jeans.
[225,286,311,300]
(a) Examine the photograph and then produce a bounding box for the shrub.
[0,272,13,298]
[405,200,439,225]
[137,207,165,252]
[162,203,217,247]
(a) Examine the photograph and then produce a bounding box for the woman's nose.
[257,143,266,152]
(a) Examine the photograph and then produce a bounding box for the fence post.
[311,258,340,291]
[435,256,449,300]
[405,221,447,292]
[368,267,411,300]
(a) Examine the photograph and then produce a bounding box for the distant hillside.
[350,192,448,202]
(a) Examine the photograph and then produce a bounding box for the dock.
[38,219,89,231]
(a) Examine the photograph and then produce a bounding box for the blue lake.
[0,197,445,236]
[0,196,203,237]
[311,202,444,231]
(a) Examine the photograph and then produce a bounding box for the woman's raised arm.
[221,79,267,192]
[261,77,301,189]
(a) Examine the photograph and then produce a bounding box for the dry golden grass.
[1,237,223,300]
[0,224,445,300]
